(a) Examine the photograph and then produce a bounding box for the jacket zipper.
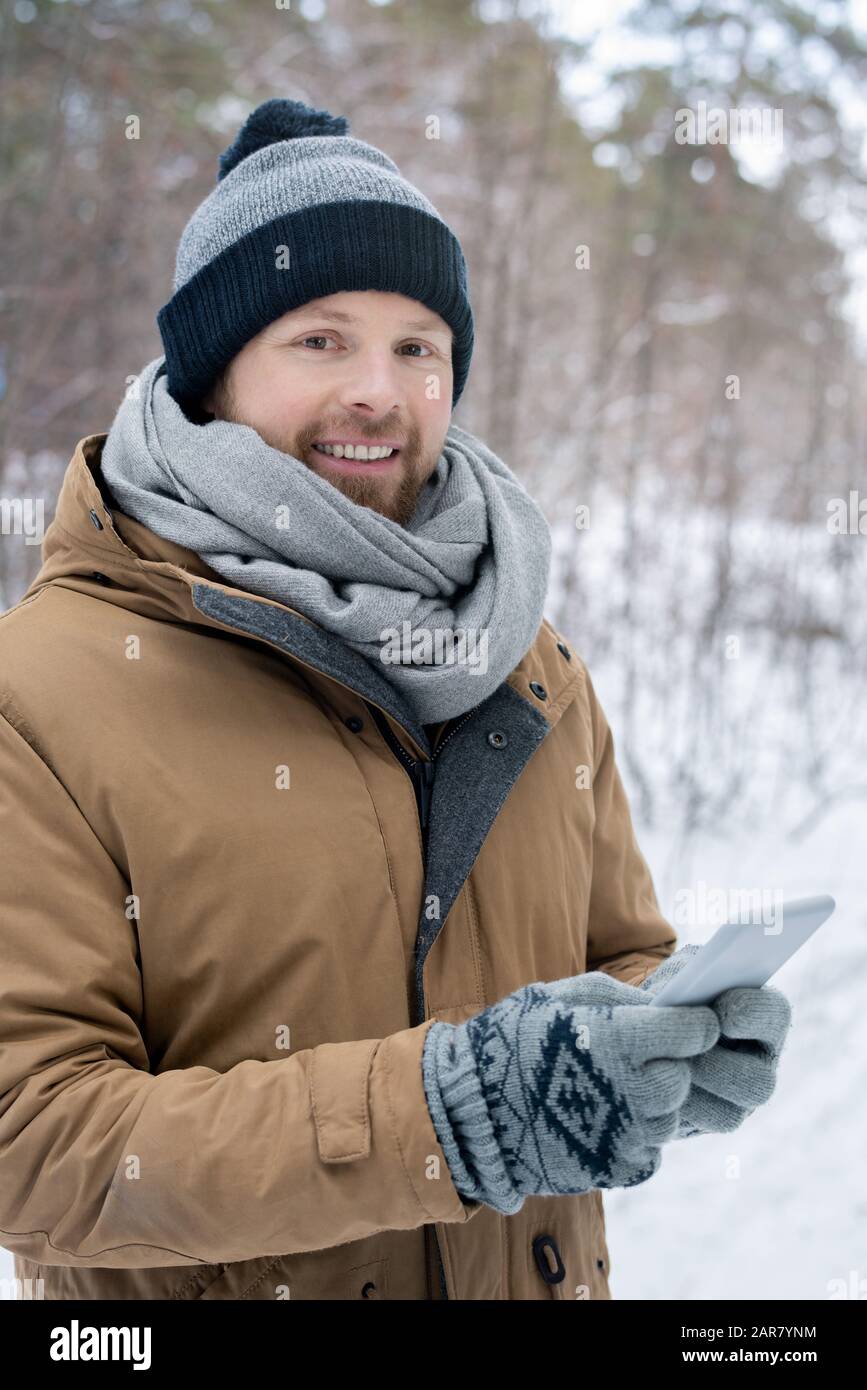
[362,700,476,1302]
[363,702,475,840]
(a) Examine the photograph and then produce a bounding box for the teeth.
[315,443,396,460]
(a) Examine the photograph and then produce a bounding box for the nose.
[334,347,405,419]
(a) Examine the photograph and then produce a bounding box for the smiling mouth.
[310,443,401,472]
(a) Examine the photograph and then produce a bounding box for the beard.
[205,378,437,528]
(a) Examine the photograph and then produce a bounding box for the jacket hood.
[25,433,267,629]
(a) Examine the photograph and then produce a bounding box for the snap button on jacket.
[0,435,677,1301]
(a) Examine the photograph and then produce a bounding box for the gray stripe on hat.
[174,136,446,292]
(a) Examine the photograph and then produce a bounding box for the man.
[0,99,790,1301]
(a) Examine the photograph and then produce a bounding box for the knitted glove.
[638,946,793,1139]
[637,944,702,1002]
[421,971,720,1214]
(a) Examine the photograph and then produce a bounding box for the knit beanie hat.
[156,98,474,414]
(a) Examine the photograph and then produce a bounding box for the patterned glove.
[421,970,720,1214]
[638,946,794,1138]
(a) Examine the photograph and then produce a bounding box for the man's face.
[201,290,454,526]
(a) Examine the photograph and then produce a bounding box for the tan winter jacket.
[0,434,676,1300]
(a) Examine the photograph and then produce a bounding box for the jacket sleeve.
[0,709,478,1270]
[580,664,678,988]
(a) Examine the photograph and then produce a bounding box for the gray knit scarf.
[100,356,552,723]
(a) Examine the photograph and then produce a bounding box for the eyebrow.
[287,305,452,337]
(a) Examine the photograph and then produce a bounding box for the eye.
[399,342,434,358]
[298,334,339,350]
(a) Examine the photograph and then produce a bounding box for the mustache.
[300,423,417,445]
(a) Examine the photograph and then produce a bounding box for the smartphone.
[647,894,835,1008]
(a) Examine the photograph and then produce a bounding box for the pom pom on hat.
[217,98,350,181]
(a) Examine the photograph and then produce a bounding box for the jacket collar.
[31,434,583,753]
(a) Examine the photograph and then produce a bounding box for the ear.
[201,368,234,422]
[201,377,226,420]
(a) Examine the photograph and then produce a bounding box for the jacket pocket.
[194,1253,288,1300]
[171,1263,230,1300]
[195,1248,392,1300]
[343,1257,389,1300]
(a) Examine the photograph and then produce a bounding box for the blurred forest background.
[2,0,867,1302]
[2,0,866,838]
